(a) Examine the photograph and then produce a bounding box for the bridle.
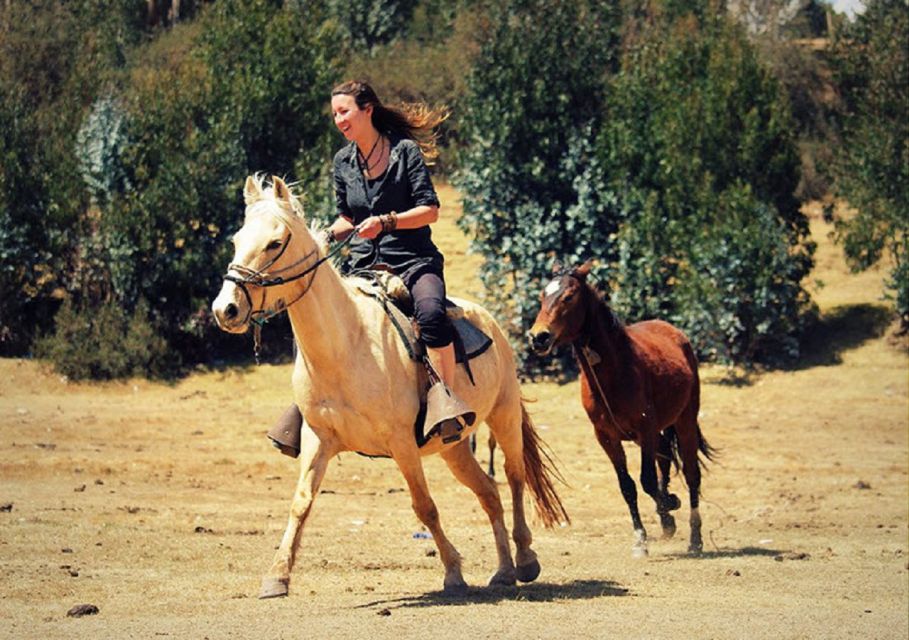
[222,220,354,335]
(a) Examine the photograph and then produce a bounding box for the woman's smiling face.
[331,93,373,143]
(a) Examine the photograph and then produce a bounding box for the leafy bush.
[34,299,173,380]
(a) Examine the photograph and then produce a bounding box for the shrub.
[35,298,173,380]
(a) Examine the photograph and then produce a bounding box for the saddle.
[352,273,492,447]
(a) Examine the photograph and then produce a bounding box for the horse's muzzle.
[528,328,553,356]
[212,282,250,334]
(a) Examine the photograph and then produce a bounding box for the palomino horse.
[528,262,714,557]
[212,176,568,597]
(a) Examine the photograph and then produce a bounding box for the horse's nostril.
[225,303,238,320]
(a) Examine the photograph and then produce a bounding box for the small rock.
[853,481,872,490]
[94,479,104,486]
[0,503,12,512]
[425,549,437,557]
[726,569,741,576]
[74,485,86,492]
[68,569,79,577]
[62,548,73,554]
[66,604,99,617]
[194,526,214,534]
[377,608,391,616]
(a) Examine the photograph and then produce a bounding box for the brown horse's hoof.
[688,542,703,555]
[666,494,682,511]
[515,558,541,583]
[258,577,289,599]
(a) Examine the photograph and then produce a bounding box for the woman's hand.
[356,216,383,240]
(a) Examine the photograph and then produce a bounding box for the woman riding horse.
[269,80,467,456]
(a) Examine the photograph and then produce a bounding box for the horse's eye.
[562,292,574,303]
[266,240,282,251]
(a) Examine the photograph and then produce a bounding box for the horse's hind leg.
[260,422,337,598]
[440,440,515,587]
[485,401,540,582]
[656,429,682,538]
[391,443,467,594]
[594,427,648,558]
[676,413,705,554]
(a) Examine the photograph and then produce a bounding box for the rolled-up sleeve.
[404,141,440,208]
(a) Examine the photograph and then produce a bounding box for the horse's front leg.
[391,443,467,595]
[593,426,648,558]
[260,421,338,598]
[655,428,682,538]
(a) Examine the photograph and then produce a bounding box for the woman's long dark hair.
[331,80,448,162]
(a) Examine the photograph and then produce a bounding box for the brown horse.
[528,262,714,556]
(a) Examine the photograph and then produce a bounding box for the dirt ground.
[1,191,907,639]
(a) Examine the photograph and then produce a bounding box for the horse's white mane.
[246,173,328,254]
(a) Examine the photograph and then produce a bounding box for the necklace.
[358,134,384,177]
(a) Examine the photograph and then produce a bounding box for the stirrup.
[424,380,475,445]
[266,404,302,458]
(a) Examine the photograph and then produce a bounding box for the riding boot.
[267,404,303,458]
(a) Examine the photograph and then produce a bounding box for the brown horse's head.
[528,261,593,355]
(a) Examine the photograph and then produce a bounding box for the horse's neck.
[285,263,362,368]
[583,291,630,377]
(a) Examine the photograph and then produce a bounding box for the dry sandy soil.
[1,189,907,639]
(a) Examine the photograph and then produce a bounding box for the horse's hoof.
[258,577,289,599]
[442,581,469,597]
[666,494,682,511]
[488,569,517,588]
[660,516,677,539]
[515,558,541,583]
[632,545,649,559]
[688,542,703,556]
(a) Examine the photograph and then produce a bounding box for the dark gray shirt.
[333,135,443,281]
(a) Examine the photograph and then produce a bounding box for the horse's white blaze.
[543,279,562,298]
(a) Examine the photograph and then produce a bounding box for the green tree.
[603,9,814,363]
[327,0,417,54]
[828,0,909,330]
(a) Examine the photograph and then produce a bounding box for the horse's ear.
[272,176,291,204]
[244,175,263,205]
[574,260,593,280]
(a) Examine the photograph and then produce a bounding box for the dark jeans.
[405,268,454,348]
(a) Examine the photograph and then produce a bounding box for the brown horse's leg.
[260,423,337,598]
[593,427,648,557]
[391,443,467,594]
[656,430,681,538]
[487,432,497,478]
[675,416,704,554]
[440,440,515,587]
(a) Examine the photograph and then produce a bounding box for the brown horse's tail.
[520,402,570,527]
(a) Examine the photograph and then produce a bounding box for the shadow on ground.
[794,303,892,369]
[662,546,785,560]
[354,579,628,610]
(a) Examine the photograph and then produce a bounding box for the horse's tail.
[520,402,570,528]
[664,424,718,471]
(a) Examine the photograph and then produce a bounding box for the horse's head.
[212,175,321,334]
[527,261,593,355]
